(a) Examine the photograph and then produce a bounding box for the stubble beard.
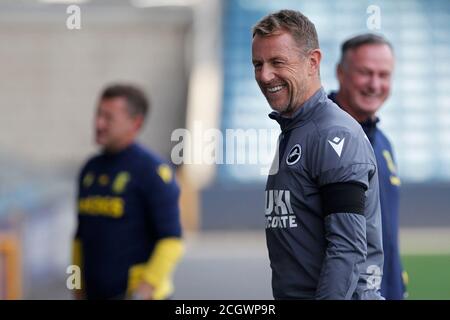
[279,83,307,118]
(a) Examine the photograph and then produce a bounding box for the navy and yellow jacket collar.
[269,87,326,132]
[100,143,139,160]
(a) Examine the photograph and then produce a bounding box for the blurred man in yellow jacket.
[73,84,184,299]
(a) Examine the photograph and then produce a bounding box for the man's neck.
[284,82,322,118]
[334,90,349,111]
[103,140,135,154]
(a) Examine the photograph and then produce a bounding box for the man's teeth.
[267,85,284,93]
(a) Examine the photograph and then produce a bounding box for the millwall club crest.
[286,144,302,165]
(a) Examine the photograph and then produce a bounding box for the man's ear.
[308,49,322,76]
[134,115,145,131]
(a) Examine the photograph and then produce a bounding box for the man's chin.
[269,102,288,113]
[358,97,383,111]
[361,104,381,115]
[95,137,108,147]
[272,106,296,118]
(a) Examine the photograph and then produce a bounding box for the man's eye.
[358,69,370,76]
[273,61,283,66]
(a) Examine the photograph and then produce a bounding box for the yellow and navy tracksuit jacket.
[73,143,183,299]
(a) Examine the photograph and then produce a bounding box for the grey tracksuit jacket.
[265,88,384,300]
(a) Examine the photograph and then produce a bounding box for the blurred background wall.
[0,0,449,300]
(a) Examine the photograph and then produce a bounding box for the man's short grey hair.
[252,9,320,53]
[339,33,393,67]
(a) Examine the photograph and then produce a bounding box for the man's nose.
[259,64,275,83]
[368,75,382,92]
[95,116,106,130]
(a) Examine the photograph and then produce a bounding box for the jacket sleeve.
[315,212,367,299]
[309,126,377,299]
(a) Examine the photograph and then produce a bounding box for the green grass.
[402,254,450,299]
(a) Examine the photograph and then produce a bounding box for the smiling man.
[329,34,406,300]
[252,10,384,299]
[331,34,394,122]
